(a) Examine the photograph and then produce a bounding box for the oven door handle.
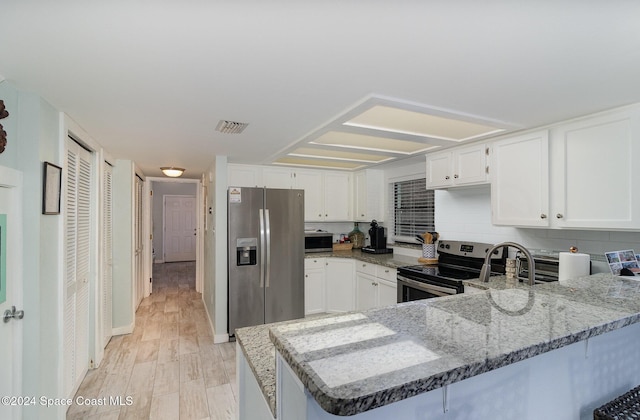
[398,275,457,297]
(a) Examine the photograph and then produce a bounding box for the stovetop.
[398,240,507,285]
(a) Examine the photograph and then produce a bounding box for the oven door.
[397,274,460,303]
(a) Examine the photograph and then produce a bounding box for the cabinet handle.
[361,214,365,217]
[540,214,547,219]
[445,176,450,180]
[454,174,459,179]
[313,260,317,262]
[325,214,328,217]
[305,274,308,278]
[556,213,564,219]
[385,269,389,273]
[362,264,366,267]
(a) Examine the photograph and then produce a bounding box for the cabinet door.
[377,278,398,307]
[228,164,262,187]
[355,273,377,311]
[551,109,640,229]
[426,152,452,188]
[323,172,351,221]
[325,259,355,313]
[455,144,488,185]
[354,170,384,222]
[295,171,324,222]
[491,131,550,227]
[304,269,325,316]
[262,167,294,189]
[354,171,368,221]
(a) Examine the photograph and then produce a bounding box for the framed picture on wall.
[42,161,62,215]
[0,214,6,304]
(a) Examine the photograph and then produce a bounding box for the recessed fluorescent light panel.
[310,131,436,155]
[273,156,365,170]
[288,147,393,163]
[344,105,505,141]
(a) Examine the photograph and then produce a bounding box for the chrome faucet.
[480,242,536,286]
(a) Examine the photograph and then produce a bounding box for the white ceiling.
[1,1,639,178]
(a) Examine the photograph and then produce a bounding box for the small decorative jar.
[347,222,365,249]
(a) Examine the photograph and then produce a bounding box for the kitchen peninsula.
[236,273,640,419]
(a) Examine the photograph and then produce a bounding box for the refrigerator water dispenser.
[236,237,257,266]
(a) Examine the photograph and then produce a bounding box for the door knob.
[556,213,564,219]
[3,306,24,323]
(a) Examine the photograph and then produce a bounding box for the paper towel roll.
[558,252,590,281]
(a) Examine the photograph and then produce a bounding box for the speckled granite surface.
[269,273,640,416]
[235,313,337,418]
[305,249,419,269]
[235,324,277,416]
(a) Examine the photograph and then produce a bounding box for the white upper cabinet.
[230,165,352,222]
[295,170,324,221]
[491,105,640,230]
[426,143,489,189]
[549,107,640,229]
[353,169,384,222]
[323,172,351,221]
[262,167,296,189]
[491,131,550,227]
[228,164,262,187]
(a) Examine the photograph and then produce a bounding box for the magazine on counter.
[605,249,640,276]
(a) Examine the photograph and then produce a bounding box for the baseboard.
[111,322,135,336]
[201,295,229,343]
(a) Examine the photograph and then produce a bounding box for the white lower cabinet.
[356,273,378,311]
[304,258,326,316]
[356,264,397,310]
[305,258,396,314]
[325,258,355,313]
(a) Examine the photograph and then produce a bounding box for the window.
[392,178,434,241]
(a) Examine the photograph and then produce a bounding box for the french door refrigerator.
[227,187,305,336]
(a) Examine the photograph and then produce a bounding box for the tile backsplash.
[435,185,640,273]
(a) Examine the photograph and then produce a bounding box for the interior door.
[64,138,92,399]
[102,162,113,347]
[135,176,144,308]
[0,166,23,420]
[163,195,196,262]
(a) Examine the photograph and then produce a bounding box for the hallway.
[67,262,236,420]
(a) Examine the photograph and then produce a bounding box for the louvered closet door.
[63,138,93,398]
[102,163,113,348]
[134,176,144,308]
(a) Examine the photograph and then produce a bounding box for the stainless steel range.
[397,240,507,302]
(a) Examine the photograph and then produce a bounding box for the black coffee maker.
[362,220,393,254]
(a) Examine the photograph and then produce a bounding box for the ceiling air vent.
[216,120,249,134]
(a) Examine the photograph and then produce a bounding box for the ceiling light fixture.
[160,167,185,177]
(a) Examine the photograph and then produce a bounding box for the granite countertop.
[268,273,640,416]
[305,248,420,269]
[235,249,418,417]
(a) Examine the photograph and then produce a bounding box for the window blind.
[392,178,434,241]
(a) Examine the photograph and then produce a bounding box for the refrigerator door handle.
[265,208,271,288]
[259,208,265,288]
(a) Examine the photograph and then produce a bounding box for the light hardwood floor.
[67,262,237,420]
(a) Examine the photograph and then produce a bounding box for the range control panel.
[438,240,504,260]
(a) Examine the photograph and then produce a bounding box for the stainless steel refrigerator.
[227,187,305,336]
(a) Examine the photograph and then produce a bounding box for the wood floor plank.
[71,262,237,420]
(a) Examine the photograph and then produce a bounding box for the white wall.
[381,158,639,273]
[0,81,66,419]
[434,185,639,272]
[203,156,229,342]
[112,160,135,332]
